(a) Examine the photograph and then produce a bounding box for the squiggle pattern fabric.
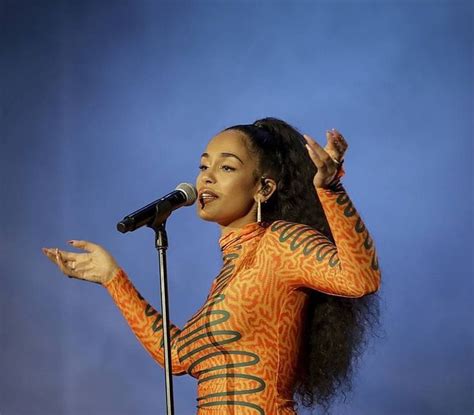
[105,185,381,414]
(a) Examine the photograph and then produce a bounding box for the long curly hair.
[224,117,381,413]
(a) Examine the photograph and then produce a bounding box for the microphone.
[116,183,197,233]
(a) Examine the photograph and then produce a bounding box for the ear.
[255,177,277,203]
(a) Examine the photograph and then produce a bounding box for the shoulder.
[263,220,327,247]
[265,220,319,234]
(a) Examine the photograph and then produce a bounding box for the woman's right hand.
[304,129,348,189]
[42,240,120,285]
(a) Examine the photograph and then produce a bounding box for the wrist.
[316,180,343,192]
[104,266,121,285]
[314,161,345,190]
[315,172,344,192]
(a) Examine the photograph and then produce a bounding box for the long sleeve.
[266,184,380,298]
[104,269,187,375]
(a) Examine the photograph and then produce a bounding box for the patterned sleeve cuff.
[103,268,126,289]
[317,161,345,193]
[325,179,344,192]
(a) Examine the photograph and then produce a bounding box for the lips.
[198,189,219,205]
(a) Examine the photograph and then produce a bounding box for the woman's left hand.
[304,129,348,189]
[42,241,120,285]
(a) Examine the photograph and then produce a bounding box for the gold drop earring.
[257,199,262,223]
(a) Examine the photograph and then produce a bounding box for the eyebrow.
[200,152,244,165]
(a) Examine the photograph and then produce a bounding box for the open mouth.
[199,191,219,207]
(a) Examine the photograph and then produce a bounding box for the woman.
[43,117,381,414]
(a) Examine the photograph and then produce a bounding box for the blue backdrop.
[1,1,472,414]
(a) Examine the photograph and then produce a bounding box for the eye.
[198,164,208,171]
[221,165,236,172]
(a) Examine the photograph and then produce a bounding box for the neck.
[219,222,252,239]
[219,214,258,239]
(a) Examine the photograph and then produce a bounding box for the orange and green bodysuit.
[104,184,381,414]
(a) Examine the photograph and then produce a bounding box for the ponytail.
[224,117,381,413]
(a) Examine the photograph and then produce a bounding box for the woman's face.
[196,129,260,229]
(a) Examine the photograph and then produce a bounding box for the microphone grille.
[175,183,198,205]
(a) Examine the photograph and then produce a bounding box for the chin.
[196,206,218,223]
[197,213,216,223]
[196,208,235,226]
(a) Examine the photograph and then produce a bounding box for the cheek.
[226,178,257,207]
[222,175,254,199]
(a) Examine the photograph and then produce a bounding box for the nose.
[203,172,216,184]
[199,166,217,185]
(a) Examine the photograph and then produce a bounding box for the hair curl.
[224,117,381,413]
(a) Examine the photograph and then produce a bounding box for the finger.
[325,130,348,162]
[304,134,334,165]
[303,133,323,151]
[329,129,348,152]
[46,249,79,272]
[331,128,345,140]
[305,143,329,172]
[68,240,99,253]
[304,134,332,162]
[324,131,341,160]
[68,258,92,272]
[56,250,75,276]
[57,251,91,270]
[43,248,99,283]
[55,250,82,262]
[42,248,61,265]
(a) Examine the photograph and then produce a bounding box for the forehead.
[203,130,252,159]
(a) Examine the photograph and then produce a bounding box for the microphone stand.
[148,213,174,415]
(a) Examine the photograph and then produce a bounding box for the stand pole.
[153,222,175,415]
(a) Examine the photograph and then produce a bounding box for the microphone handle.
[117,191,186,233]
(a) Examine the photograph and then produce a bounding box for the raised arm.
[263,129,380,297]
[267,183,380,297]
